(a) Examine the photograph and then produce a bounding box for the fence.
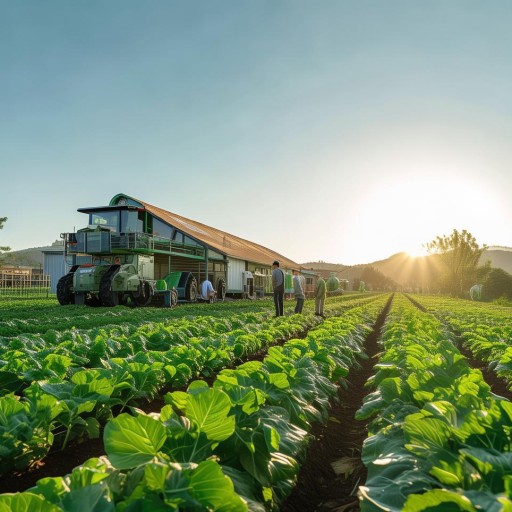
[0,274,52,299]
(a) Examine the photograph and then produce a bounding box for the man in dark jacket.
[271,260,285,316]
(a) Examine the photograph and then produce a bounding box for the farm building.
[56,193,300,301]
[0,266,33,288]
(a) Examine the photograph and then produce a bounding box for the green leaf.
[404,413,452,456]
[164,390,189,412]
[185,388,235,441]
[61,482,114,512]
[222,466,266,512]
[142,462,167,492]
[0,371,23,393]
[0,493,62,512]
[189,460,247,511]
[104,413,167,469]
[403,489,476,511]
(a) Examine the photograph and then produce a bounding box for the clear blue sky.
[2,1,511,265]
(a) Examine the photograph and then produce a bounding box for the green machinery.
[326,272,340,292]
[57,204,199,307]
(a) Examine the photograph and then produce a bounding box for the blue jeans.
[273,287,284,316]
[294,297,304,314]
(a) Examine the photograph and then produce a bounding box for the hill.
[302,246,512,288]
[0,241,63,268]
[481,246,512,275]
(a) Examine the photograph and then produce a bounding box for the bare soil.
[281,298,390,512]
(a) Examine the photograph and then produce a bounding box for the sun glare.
[405,247,429,259]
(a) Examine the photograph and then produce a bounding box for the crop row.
[0,295,390,510]
[0,310,319,477]
[409,295,512,388]
[0,294,378,391]
[0,300,272,337]
[357,294,512,511]
[0,293,372,337]
[0,294,378,478]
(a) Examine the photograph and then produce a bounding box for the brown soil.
[281,298,390,512]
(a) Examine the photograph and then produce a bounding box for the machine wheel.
[170,289,178,307]
[99,268,120,307]
[132,280,153,307]
[85,294,102,307]
[185,276,197,302]
[56,273,74,305]
[216,278,226,301]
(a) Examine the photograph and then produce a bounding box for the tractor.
[57,204,198,307]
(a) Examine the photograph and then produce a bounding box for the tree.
[0,217,10,253]
[426,229,486,297]
[482,268,512,301]
[360,265,397,291]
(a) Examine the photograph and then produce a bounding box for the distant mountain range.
[0,241,63,268]
[301,246,512,286]
[2,243,511,288]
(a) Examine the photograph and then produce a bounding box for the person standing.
[271,260,285,316]
[292,269,305,314]
[315,274,327,317]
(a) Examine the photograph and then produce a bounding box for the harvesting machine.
[57,204,199,307]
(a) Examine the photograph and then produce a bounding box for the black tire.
[185,276,197,302]
[99,268,120,307]
[132,280,153,307]
[170,289,178,307]
[216,278,226,301]
[56,273,74,305]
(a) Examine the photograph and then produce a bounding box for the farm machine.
[57,204,199,307]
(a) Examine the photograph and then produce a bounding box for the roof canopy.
[109,193,298,268]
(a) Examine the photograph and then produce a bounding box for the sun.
[405,245,430,259]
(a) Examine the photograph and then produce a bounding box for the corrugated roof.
[125,195,298,269]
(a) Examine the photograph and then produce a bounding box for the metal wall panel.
[43,252,67,294]
[227,258,245,292]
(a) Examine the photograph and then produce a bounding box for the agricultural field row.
[358,294,512,511]
[0,295,390,510]
[0,295,381,478]
[0,293,371,337]
[0,311,318,477]
[410,295,512,389]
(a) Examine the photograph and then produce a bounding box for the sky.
[1,1,511,265]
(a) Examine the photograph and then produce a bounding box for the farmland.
[0,293,511,511]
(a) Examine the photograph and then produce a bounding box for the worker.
[201,278,216,302]
[314,274,327,317]
[271,260,285,316]
[470,284,482,301]
[292,269,305,314]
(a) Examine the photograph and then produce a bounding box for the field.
[0,293,511,511]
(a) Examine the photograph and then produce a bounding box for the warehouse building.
[47,193,300,299]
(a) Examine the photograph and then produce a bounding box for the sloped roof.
[119,195,298,269]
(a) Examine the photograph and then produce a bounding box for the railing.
[65,231,205,258]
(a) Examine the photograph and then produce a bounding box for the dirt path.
[281,298,391,512]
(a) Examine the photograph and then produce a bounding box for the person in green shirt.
[315,275,327,317]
